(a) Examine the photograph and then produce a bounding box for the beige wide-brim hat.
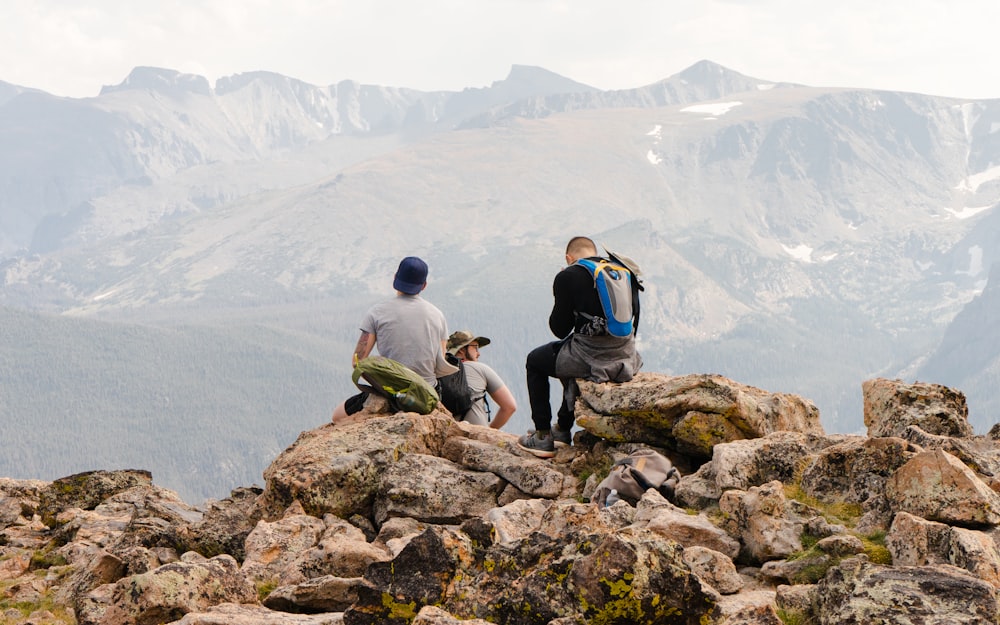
[447,330,491,355]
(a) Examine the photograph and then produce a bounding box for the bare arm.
[488,385,517,430]
[352,331,376,365]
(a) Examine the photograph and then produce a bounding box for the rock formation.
[2,374,999,624]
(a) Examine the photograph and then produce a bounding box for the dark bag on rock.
[437,353,473,419]
[593,448,680,508]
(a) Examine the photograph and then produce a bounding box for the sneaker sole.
[517,443,555,459]
[553,440,570,448]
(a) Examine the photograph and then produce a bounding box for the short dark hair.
[566,236,597,258]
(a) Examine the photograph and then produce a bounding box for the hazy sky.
[3,0,997,100]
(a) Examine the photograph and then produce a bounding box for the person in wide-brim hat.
[447,330,491,355]
[445,329,516,430]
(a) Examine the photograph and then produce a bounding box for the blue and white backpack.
[575,249,643,337]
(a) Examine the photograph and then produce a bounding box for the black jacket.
[548,260,605,338]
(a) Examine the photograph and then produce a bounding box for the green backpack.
[352,356,439,414]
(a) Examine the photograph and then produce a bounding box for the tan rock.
[412,605,493,624]
[257,415,458,520]
[263,575,368,613]
[372,453,504,525]
[863,378,973,439]
[79,554,256,625]
[813,556,999,624]
[575,372,822,458]
[683,545,744,594]
[0,551,30,580]
[441,436,566,498]
[888,511,1000,587]
[169,602,344,624]
[241,512,327,584]
[886,449,1000,526]
[719,481,804,563]
[635,489,741,558]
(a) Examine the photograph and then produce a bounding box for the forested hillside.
[0,305,352,502]
[0,288,553,502]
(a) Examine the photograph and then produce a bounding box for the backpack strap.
[604,250,644,335]
[575,257,636,337]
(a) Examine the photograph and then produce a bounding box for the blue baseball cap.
[393,256,428,294]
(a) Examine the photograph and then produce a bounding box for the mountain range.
[2,60,998,502]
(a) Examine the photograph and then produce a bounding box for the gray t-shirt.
[461,361,505,426]
[361,294,449,385]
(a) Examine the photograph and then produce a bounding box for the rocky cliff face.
[2,373,999,624]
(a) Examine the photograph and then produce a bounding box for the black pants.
[525,339,576,433]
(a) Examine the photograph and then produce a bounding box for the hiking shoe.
[552,424,572,448]
[517,430,555,458]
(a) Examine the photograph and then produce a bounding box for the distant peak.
[491,65,598,94]
[215,71,315,95]
[100,67,212,97]
[505,65,565,81]
[678,60,745,81]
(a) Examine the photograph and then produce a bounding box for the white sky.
[2,0,998,100]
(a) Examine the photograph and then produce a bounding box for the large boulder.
[887,511,1000,587]
[898,426,1000,491]
[257,415,458,520]
[886,449,1000,526]
[719,481,806,564]
[242,503,391,586]
[634,489,741,559]
[373,453,505,525]
[863,378,973,438]
[575,373,822,459]
[674,431,842,508]
[799,435,919,532]
[37,470,155,527]
[440,436,569,498]
[175,486,263,561]
[77,554,257,625]
[810,556,999,624]
[169,602,345,624]
[344,522,722,625]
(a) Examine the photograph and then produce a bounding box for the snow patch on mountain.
[782,243,814,263]
[646,124,663,164]
[955,165,1000,193]
[680,101,743,117]
[957,245,984,277]
[945,205,993,219]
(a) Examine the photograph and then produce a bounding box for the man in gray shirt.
[331,256,456,423]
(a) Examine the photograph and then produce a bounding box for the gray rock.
[812,556,999,625]
[863,378,973,439]
[77,554,256,625]
[575,372,822,458]
[373,453,504,525]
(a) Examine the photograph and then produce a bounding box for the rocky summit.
[2,372,1000,624]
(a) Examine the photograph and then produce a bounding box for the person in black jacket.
[517,236,642,458]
